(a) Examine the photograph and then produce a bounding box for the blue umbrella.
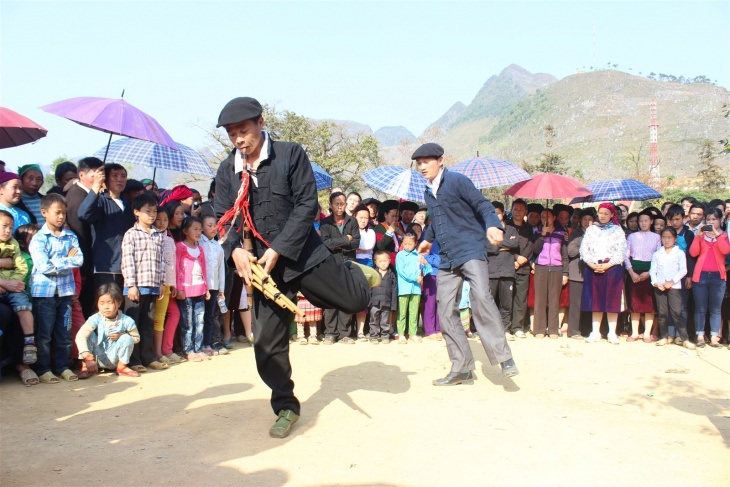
[93,137,214,178]
[569,179,662,204]
[449,157,531,188]
[311,161,333,191]
[361,165,428,203]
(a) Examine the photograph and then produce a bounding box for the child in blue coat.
[395,231,432,343]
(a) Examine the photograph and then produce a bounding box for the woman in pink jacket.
[689,207,730,348]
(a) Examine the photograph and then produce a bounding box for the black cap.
[552,204,572,215]
[416,204,428,213]
[411,143,444,160]
[399,201,419,213]
[527,203,544,214]
[362,197,382,207]
[217,97,263,128]
[378,199,399,215]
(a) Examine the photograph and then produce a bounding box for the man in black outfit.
[214,97,376,438]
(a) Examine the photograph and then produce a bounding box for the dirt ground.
[2,334,729,487]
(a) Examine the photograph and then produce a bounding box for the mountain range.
[341,64,729,182]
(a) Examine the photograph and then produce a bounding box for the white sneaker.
[585,332,602,343]
[515,330,527,338]
[607,333,620,345]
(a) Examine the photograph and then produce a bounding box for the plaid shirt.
[121,223,165,289]
[29,224,84,298]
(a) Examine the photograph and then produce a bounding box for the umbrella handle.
[102,132,113,163]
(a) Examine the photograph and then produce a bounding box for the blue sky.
[2,0,728,177]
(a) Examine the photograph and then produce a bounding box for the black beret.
[552,204,572,215]
[527,203,544,214]
[378,199,399,214]
[217,97,263,128]
[362,197,382,207]
[399,201,419,213]
[411,143,445,160]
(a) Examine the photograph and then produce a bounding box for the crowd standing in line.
[0,157,729,391]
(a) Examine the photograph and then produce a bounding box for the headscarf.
[18,164,43,178]
[160,185,193,205]
[0,172,19,185]
[596,202,620,228]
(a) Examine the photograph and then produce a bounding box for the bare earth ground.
[2,335,729,487]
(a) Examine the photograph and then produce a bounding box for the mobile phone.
[700,225,712,232]
[193,202,200,210]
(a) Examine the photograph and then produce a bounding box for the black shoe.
[500,358,519,378]
[432,371,474,386]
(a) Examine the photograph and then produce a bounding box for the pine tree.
[697,139,727,192]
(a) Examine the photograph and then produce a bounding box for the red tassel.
[215,170,270,247]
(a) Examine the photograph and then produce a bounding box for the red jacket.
[689,232,730,282]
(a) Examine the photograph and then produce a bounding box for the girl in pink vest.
[175,216,210,362]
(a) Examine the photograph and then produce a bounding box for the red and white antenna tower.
[648,99,660,182]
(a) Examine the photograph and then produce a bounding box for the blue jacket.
[423,169,503,269]
[396,249,432,296]
[77,190,135,273]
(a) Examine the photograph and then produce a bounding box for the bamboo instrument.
[249,261,305,317]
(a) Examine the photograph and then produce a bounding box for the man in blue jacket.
[415,143,518,385]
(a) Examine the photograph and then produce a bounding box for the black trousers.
[489,277,514,332]
[655,288,687,341]
[94,272,124,294]
[324,308,353,340]
[510,272,530,333]
[369,305,391,338]
[568,280,586,337]
[79,270,96,319]
[253,255,369,416]
[125,294,157,366]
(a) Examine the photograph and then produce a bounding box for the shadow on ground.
[3,361,413,485]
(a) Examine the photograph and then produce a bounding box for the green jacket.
[0,238,28,282]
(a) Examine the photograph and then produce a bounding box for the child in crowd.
[0,211,36,363]
[165,200,185,242]
[395,231,432,344]
[76,283,141,378]
[29,193,84,383]
[368,250,398,344]
[200,215,228,355]
[650,227,692,348]
[153,207,183,364]
[175,216,210,362]
[121,194,167,372]
[295,292,322,344]
[459,280,475,338]
[15,223,38,294]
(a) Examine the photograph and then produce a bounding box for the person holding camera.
[161,185,202,218]
[688,207,730,348]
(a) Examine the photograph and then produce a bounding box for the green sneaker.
[269,409,299,438]
[347,261,381,288]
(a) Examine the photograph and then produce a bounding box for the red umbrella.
[0,107,48,149]
[504,173,592,200]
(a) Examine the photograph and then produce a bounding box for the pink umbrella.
[505,173,592,200]
[40,93,178,160]
[0,107,48,149]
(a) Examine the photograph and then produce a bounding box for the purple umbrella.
[40,94,178,160]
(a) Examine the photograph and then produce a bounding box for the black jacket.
[320,214,360,262]
[215,137,330,283]
[505,219,534,275]
[369,268,398,308]
[66,184,94,278]
[486,223,519,278]
[77,189,135,273]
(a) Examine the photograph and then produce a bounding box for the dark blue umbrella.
[449,157,531,188]
[311,161,333,191]
[570,179,662,204]
[361,165,427,203]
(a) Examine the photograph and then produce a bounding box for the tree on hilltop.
[524,124,566,175]
[696,139,727,193]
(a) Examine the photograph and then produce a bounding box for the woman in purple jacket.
[532,209,569,338]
